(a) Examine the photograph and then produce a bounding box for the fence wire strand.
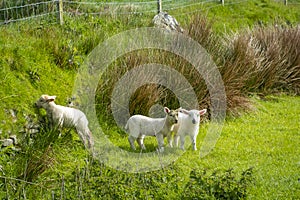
[0,0,299,25]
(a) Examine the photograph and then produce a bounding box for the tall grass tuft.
[221,25,300,96]
[95,49,206,124]
[16,126,60,182]
[188,14,300,114]
[0,125,61,198]
[95,15,300,119]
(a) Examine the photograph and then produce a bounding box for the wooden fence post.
[57,0,64,25]
[220,0,224,6]
[157,0,162,14]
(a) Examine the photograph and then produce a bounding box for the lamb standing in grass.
[35,95,94,150]
[172,108,207,150]
[125,107,178,152]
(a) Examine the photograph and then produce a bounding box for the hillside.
[0,0,300,199]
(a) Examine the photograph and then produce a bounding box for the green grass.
[2,95,298,199]
[197,95,300,199]
[0,0,300,199]
[101,94,300,199]
[168,0,300,33]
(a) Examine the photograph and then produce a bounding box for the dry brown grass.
[222,25,300,97]
[96,15,300,119]
[188,15,300,114]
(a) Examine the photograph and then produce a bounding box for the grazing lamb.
[125,107,178,152]
[172,108,207,150]
[35,95,94,149]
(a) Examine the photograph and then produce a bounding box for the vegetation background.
[0,0,299,199]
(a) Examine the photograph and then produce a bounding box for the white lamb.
[35,94,94,150]
[172,108,207,150]
[125,107,178,152]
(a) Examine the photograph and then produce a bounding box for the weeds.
[47,159,254,200]
[183,168,254,199]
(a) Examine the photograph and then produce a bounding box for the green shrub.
[183,168,254,200]
[40,159,254,200]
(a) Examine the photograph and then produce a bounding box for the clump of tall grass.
[238,25,300,94]
[218,24,300,113]
[189,15,300,114]
[0,126,58,198]
[95,48,206,124]
[14,125,60,182]
[96,15,299,119]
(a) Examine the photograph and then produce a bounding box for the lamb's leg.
[128,135,136,150]
[156,133,164,152]
[191,135,197,151]
[47,113,54,129]
[137,136,146,150]
[174,134,180,147]
[86,129,94,149]
[56,116,64,137]
[167,133,173,147]
[180,135,185,150]
[76,130,88,148]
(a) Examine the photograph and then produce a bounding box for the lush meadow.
[0,0,300,199]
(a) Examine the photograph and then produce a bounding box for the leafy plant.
[183,168,254,199]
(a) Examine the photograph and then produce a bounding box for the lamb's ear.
[47,95,56,102]
[179,108,189,115]
[199,109,207,115]
[175,107,182,112]
[164,107,170,114]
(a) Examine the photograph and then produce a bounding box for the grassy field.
[0,0,300,199]
[106,94,300,198]
[197,95,300,199]
[1,95,299,199]
[99,94,300,199]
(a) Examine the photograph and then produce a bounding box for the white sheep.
[35,95,94,150]
[125,107,178,152]
[172,108,207,150]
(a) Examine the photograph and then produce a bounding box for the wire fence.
[0,0,299,25]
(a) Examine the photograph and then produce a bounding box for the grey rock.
[153,12,183,33]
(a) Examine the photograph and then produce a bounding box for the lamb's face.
[168,109,179,124]
[180,108,207,125]
[35,95,56,109]
[188,110,200,124]
[164,107,179,124]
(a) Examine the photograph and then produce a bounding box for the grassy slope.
[169,0,300,33]
[196,95,300,199]
[0,0,300,199]
[104,95,300,199]
[31,95,299,199]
